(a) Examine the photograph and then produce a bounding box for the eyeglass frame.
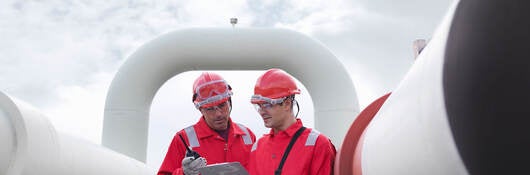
[200,101,230,114]
[251,96,288,111]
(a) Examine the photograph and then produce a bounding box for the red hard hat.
[192,72,232,109]
[251,69,300,104]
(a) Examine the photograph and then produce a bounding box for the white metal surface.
[0,108,15,174]
[0,91,155,175]
[360,1,468,174]
[102,28,360,162]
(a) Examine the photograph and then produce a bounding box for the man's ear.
[281,99,292,111]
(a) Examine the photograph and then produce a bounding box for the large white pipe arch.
[102,28,359,162]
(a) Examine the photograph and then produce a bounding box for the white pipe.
[0,91,155,175]
[360,1,467,174]
[102,28,360,162]
[0,107,16,174]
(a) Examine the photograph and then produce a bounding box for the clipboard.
[198,162,249,175]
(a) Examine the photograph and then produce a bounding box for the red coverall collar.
[195,116,247,139]
[268,118,303,137]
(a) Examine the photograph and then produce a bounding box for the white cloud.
[177,0,254,27]
[275,0,361,35]
[43,72,113,144]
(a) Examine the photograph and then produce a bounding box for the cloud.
[43,72,113,144]
[246,0,360,35]
[176,0,254,27]
[1,0,129,106]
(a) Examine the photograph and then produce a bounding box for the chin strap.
[294,99,300,118]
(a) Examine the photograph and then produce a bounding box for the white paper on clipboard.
[198,162,249,175]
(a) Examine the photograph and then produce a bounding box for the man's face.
[200,101,230,131]
[255,101,289,130]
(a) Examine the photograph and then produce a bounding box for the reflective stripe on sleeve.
[305,129,320,146]
[236,123,253,145]
[184,126,200,148]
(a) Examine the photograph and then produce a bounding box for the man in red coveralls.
[158,72,256,175]
[248,68,336,175]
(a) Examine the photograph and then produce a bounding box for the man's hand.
[182,156,207,175]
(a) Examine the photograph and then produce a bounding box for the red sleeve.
[158,132,187,175]
[310,135,337,175]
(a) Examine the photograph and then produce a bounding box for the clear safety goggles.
[194,80,232,109]
[200,101,229,115]
[251,95,287,111]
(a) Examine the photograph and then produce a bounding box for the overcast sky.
[0,0,454,169]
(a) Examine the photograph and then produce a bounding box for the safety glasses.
[251,95,286,104]
[201,101,229,115]
[194,92,232,109]
[253,103,275,112]
[251,95,287,111]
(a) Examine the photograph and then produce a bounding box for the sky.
[0,0,454,169]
